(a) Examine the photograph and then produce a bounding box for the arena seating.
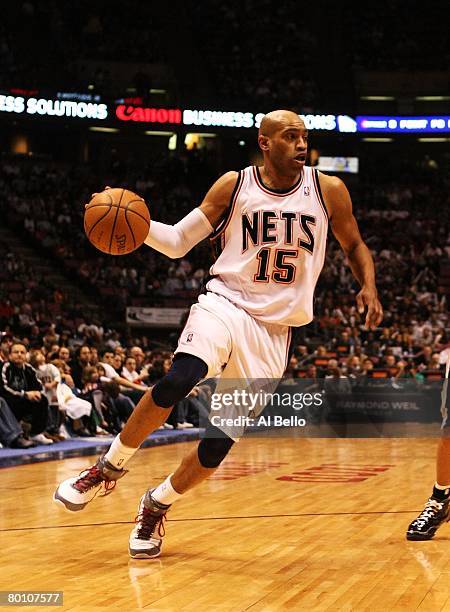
[0,152,448,439]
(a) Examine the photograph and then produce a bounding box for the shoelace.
[413,499,443,529]
[72,466,116,496]
[135,506,167,540]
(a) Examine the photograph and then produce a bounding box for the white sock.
[435,482,450,491]
[104,435,137,469]
[151,474,183,506]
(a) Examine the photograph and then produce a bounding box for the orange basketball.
[84,188,150,255]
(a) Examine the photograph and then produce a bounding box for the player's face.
[267,123,308,174]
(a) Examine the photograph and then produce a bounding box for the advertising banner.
[126,306,186,327]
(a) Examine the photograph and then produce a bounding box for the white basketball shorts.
[174,291,292,438]
[175,291,292,380]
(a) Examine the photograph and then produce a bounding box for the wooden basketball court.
[2,436,450,610]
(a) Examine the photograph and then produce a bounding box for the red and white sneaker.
[129,491,169,559]
[53,455,127,512]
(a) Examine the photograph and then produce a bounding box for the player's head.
[258,110,308,175]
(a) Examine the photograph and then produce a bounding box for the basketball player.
[54,110,383,558]
[406,355,450,540]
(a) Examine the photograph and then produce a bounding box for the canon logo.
[116,105,182,124]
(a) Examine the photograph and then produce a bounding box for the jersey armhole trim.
[284,327,293,372]
[313,169,330,222]
[210,170,243,239]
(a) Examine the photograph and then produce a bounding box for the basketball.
[84,188,150,255]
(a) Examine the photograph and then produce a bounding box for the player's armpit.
[319,172,383,329]
[199,171,240,229]
[318,174,363,256]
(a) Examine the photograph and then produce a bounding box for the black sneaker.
[406,497,450,540]
[129,491,169,559]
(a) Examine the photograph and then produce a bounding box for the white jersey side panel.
[206,165,328,327]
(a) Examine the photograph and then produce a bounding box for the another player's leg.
[406,437,450,540]
[129,424,234,558]
[407,359,450,540]
[53,354,208,511]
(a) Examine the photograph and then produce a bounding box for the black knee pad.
[152,353,208,409]
[197,423,235,468]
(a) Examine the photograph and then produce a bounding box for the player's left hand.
[356,286,383,330]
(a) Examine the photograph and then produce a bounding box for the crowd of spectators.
[0,149,448,447]
[0,338,212,449]
[0,311,447,449]
[1,150,448,321]
[0,149,214,315]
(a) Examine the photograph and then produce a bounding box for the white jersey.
[206,165,329,327]
[37,363,61,405]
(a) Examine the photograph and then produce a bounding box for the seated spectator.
[121,356,146,385]
[112,353,124,376]
[429,353,441,370]
[99,349,147,403]
[305,364,319,381]
[324,367,352,394]
[333,330,353,355]
[0,396,35,448]
[384,355,398,369]
[361,358,374,376]
[282,355,299,383]
[394,361,424,383]
[30,350,62,440]
[346,355,362,380]
[84,360,135,432]
[413,344,433,370]
[56,373,92,437]
[0,333,13,362]
[99,378,134,434]
[0,343,52,445]
[69,344,91,389]
[81,365,109,435]
[90,347,99,366]
[129,345,146,375]
[58,346,71,364]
